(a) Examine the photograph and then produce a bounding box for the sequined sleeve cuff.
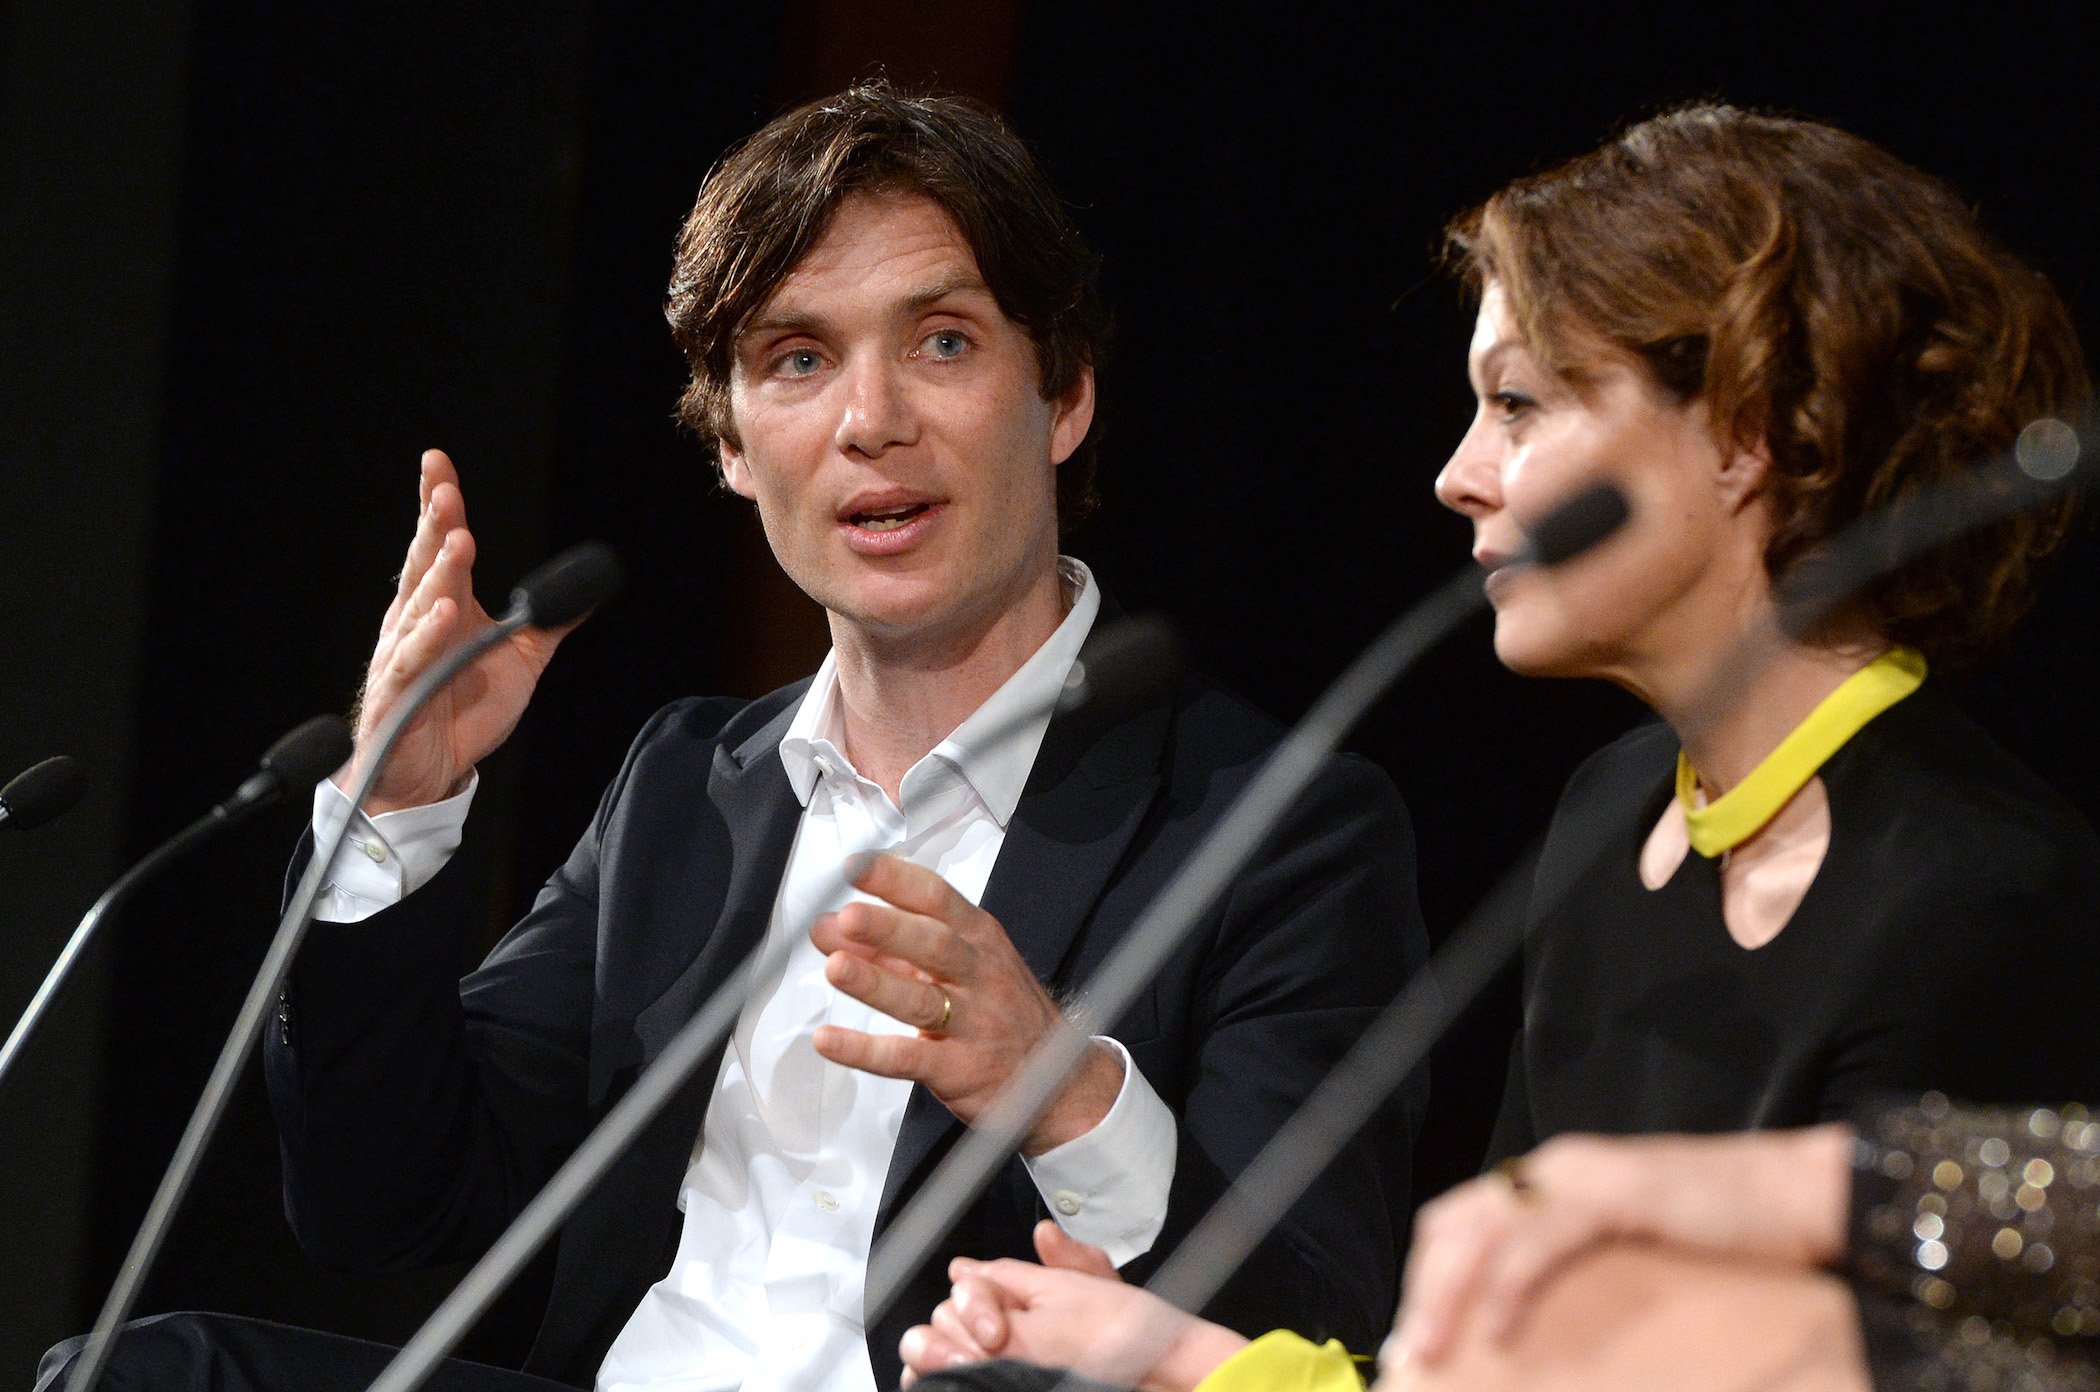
[1847,1095,2100,1389]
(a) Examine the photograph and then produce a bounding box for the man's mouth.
[849,502,934,532]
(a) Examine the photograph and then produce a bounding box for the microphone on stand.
[0,719,350,1093]
[355,613,1188,1392]
[857,482,1631,1328]
[65,542,624,1392]
[0,756,86,833]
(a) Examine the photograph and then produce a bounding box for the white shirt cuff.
[309,772,478,923]
[1020,1037,1177,1265]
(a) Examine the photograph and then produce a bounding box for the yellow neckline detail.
[1676,647,1926,858]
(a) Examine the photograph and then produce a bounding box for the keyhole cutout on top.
[1639,775,1833,949]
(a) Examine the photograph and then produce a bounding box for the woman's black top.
[1489,683,2100,1162]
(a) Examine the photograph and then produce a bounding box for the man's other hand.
[900,1222,1243,1392]
[811,854,1125,1154]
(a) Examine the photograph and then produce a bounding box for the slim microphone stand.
[734,557,1511,1392]
[858,482,1631,1328]
[66,609,538,1392]
[2,727,343,1092]
[0,820,226,1092]
[860,564,1493,1325]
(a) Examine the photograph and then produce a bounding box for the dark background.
[3,0,2096,1379]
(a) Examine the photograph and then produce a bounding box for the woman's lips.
[838,501,947,556]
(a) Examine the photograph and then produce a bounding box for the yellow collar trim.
[1677,647,1926,858]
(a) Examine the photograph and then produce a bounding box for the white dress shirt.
[310,558,1177,1392]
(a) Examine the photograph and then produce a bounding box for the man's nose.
[834,357,917,458]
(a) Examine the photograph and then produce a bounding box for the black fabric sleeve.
[262,699,715,1271]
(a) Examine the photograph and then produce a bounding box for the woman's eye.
[1491,390,1537,421]
[920,330,970,360]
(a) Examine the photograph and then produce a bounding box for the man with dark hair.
[664,81,1114,526]
[40,83,1424,1392]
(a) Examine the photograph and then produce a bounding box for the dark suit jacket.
[265,672,1427,1388]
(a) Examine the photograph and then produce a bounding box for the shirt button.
[813,1190,840,1212]
[1053,1191,1084,1216]
[361,839,387,863]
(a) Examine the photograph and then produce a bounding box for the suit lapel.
[876,691,1171,1231]
[535,693,808,1379]
[632,701,804,1063]
[606,700,804,1315]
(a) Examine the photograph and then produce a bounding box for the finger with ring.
[1492,1155,1539,1205]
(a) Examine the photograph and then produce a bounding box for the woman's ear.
[1718,439,1773,511]
[1715,415,1775,514]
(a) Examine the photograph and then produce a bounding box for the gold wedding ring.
[1492,1155,1539,1205]
[931,988,953,1034]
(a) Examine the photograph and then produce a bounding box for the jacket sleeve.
[262,699,714,1271]
[1120,753,1427,1356]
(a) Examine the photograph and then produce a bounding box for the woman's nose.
[1434,414,1502,519]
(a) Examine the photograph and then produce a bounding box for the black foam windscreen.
[0,755,85,831]
[260,716,354,791]
[1059,613,1188,716]
[511,542,625,629]
[1524,481,1631,567]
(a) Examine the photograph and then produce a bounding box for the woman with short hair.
[899,103,2099,1392]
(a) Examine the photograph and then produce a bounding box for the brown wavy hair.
[666,80,1111,525]
[1446,104,2089,666]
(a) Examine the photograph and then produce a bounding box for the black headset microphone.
[0,755,87,833]
[0,719,352,1093]
[65,542,625,1392]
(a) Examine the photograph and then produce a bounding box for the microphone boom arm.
[65,611,534,1392]
[0,814,228,1091]
[860,563,1492,1322]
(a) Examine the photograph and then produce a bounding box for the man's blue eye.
[782,350,822,376]
[925,331,968,359]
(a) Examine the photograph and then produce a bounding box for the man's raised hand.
[810,854,1126,1154]
[341,450,580,815]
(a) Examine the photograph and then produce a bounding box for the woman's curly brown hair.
[1446,104,2089,666]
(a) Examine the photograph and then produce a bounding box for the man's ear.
[718,437,758,500]
[1047,364,1097,468]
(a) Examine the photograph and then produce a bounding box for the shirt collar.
[777,647,847,808]
[777,557,1101,827]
